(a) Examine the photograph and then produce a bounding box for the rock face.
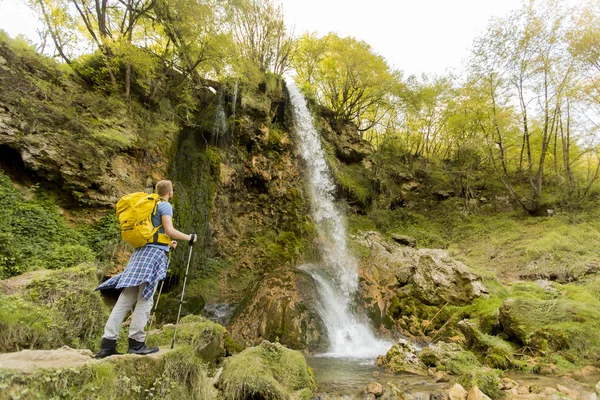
[356,231,487,333]
[0,39,176,207]
[318,114,374,164]
[228,269,326,351]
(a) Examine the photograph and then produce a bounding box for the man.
[95,180,197,358]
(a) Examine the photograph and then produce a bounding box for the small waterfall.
[212,88,227,146]
[231,80,238,119]
[287,81,390,359]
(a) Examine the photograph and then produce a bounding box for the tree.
[470,0,577,214]
[231,0,295,76]
[293,33,398,132]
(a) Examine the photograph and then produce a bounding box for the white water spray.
[287,81,390,358]
[212,89,227,145]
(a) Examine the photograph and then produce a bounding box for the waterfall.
[231,80,238,119]
[287,81,390,359]
[212,88,227,146]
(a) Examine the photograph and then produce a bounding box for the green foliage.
[218,341,317,400]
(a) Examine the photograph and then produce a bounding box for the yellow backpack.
[116,192,171,248]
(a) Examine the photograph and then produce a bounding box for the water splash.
[287,81,390,359]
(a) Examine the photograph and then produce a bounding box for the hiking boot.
[95,338,120,359]
[127,338,159,355]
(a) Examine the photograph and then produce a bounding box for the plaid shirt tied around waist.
[95,246,167,301]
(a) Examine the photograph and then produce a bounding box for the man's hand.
[170,240,178,249]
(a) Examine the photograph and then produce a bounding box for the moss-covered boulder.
[217,340,317,400]
[147,315,226,365]
[0,264,108,352]
[419,342,481,376]
[457,368,504,400]
[457,319,521,370]
[0,346,215,400]
[356,231,487,334]
[498,295,600,358]
[377,340,427,375]
[229,269,326,351]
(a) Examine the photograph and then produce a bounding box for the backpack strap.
[150,198,171,246]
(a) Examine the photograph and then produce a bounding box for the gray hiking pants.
[102,284,155,342]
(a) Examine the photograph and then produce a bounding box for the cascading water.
[287,81,391,359]
[231,80,238,120]
[212,88,227,146]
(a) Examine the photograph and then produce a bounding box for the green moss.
[217,341,317,400]
[147,315,225,365]
[419,342,481,375]
[0,346,214,400]
[0,264,108,352]
[458,368,505,400]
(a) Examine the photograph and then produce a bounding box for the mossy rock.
[419,342,481,376]
[0,346,214,400]
[458,319,521,370]
[383,340,427,375]
[458,368,505,400]
[217,340,316,400]
[147,315,226,365]
[0,264,108,352]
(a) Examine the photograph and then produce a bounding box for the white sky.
[0,0,580,77]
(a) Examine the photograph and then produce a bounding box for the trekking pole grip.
[189,233,196,246]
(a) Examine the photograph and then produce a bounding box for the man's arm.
[161,214,196,242]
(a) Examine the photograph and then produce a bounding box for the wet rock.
[380,339,427,375]
[572,365,600,380]
[419,342,480,375]
[516,386,529,395]
[386,382,409,400]
[466,386,491,400]
[498,377,518,390]
[542,387,557,395]
[430,392,448,400]
[529,385,544,394]
[596,380,600,395]
[448,383,468,400]
[228,269,326,350]
[556,384,579,398]
[365,394,376,400]
[367,382,384,397]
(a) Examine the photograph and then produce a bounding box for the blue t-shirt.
[146,201,173,252]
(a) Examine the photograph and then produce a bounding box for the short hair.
[156,180,173,197]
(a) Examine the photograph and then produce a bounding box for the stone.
[367,382,384,397]
[387,382,409,400]
[448,383,468,400]
[390,233,417,247]
[430,392,448,400]
[365,394,376,400]
[596,380,600,395]
[556,384,579,398]
[573,365,600,379]
[542,387,557,395]
[517,386,529,395]
[534,279,557,292]
[498,377,518,390]
[381,339,428,375]
[466,386,491,400]
[0,56,6,65]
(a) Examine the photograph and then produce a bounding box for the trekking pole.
[148,251,172,334]
[171,234,195,349]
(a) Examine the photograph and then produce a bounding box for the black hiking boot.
[127,338,159,355]
[95,338,121,359]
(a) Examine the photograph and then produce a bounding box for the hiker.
[94,180,197,359]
